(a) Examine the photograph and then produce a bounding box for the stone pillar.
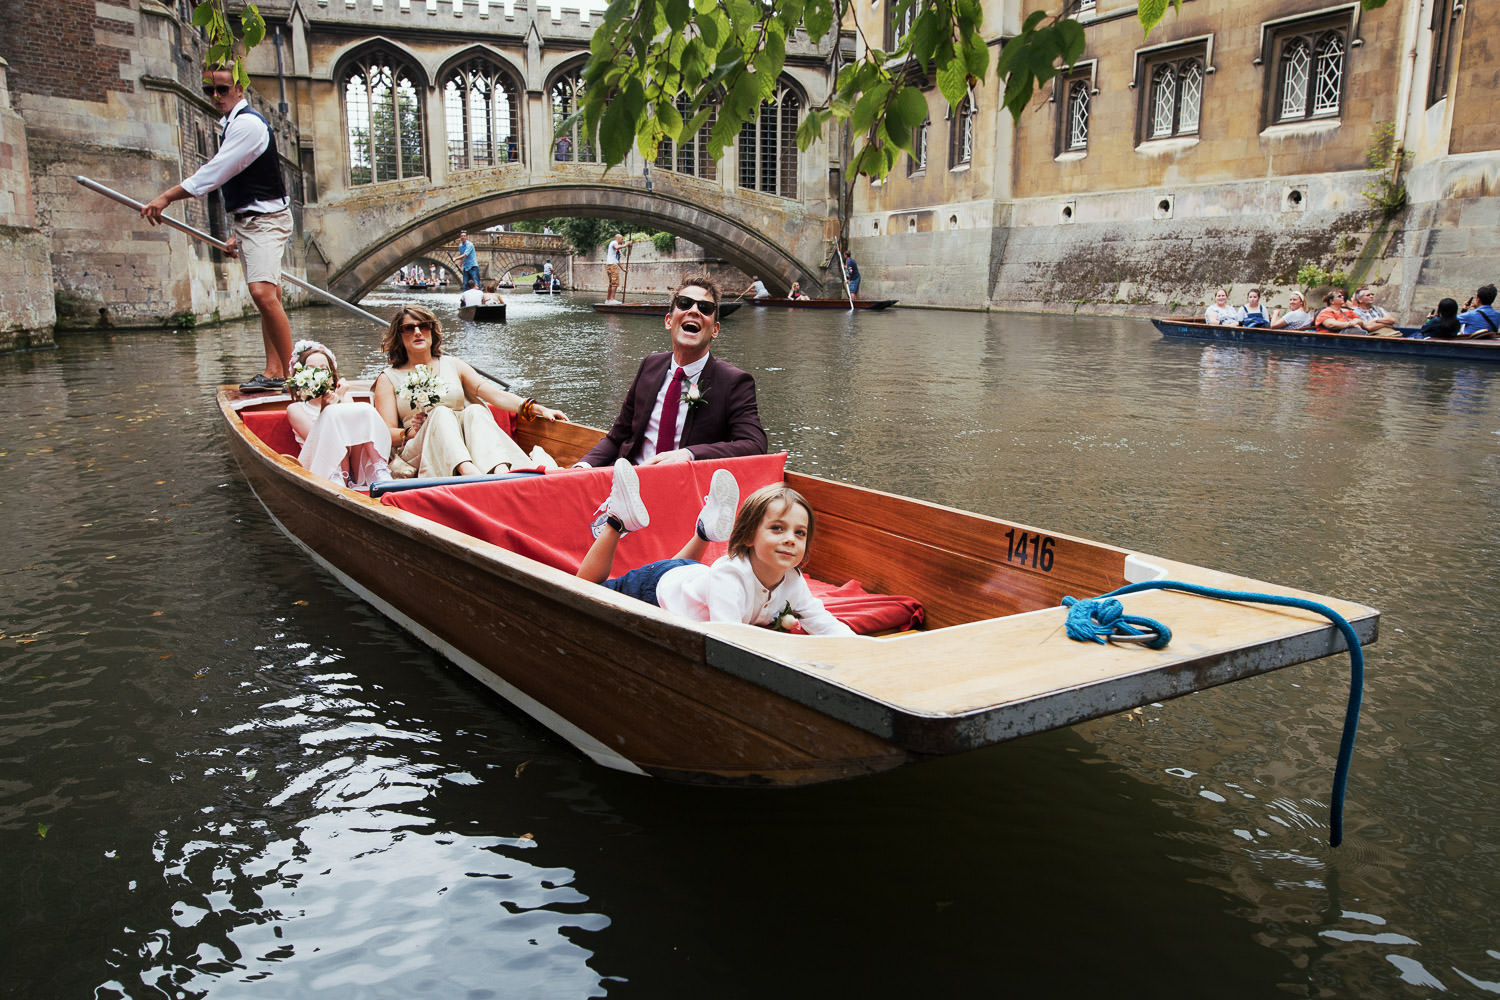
[0,57,57,350]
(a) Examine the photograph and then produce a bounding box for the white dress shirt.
[656,555,856,635]
[181,100,290,215]
[638,353,708,462]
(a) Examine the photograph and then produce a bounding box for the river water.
[4,292,1498,998]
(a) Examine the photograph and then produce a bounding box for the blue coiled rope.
[1061,580,1365,848]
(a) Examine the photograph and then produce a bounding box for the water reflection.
[4,301,1500,997]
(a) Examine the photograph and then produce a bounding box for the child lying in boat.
[577,461,855,635]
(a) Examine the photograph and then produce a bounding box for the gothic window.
[444,59,521,170]
[654,96,718,179]
[738,85,800,198]
[1271,21,1347,123]
[1066,80,1090,150]
[907,118,929,175]
[343,53,424,185]
[1428,0,1460,105]
[948,93,975,168]
[886,0,917,49]
[1054,65,1093,155]
[550,68,597,163]
[1142,52,1203,140]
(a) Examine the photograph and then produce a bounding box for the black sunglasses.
[202,83,234,98]
[399,321,432,334]
[672,294,717,317]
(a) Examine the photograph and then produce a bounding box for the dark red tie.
[655,366,686,455]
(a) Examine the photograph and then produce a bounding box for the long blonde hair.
[727,485,817,568]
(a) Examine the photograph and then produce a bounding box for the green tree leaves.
[192,1,263,89]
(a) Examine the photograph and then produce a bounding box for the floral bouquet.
[287,363,335,401]
[401,364,448,413]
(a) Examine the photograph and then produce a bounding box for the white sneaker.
[605,298,622,305]
[591,459,649,537]
[696,469,739,543]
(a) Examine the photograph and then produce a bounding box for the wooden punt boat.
[750,297,898,310]
[591,300,743,318]
[1153,317,1500,363]
[221,389,1377,787]
[458,303,507,323]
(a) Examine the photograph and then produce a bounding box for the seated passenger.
[286,341,393,489]
[481,280,505,305]
[373,305,569,479]
[459,280,484,307]
[788,281,808,300]
[1315,289,1364,333]
[1415,297,1462,339]
[1235,288,1270,327]
[1270,291,1314,329]
[1351,286,1398,334]
[576,460,855,635]
[1204,289,1239,326]
[1458,283,1500,337]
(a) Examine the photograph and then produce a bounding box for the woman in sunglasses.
[373,305,569,479]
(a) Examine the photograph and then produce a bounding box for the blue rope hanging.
[1061,580,1365,848]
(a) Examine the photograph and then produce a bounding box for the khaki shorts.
[233,209,293,285]
[606,263,621,284]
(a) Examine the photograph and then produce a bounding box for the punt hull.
[221,390,1378,786]
[749,297,898,310]
[1153,317,1500,363]
[457,304,507,322]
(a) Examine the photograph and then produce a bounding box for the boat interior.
[232,394,1141,636]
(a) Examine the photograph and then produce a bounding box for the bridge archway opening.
[329,181,829,303]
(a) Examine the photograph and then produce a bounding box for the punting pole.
[833,242,855,312]
[75,175,388,327]
[75,175,510,388]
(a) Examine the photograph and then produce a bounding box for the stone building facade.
[0,0,305,346]
[850,0,1497,320]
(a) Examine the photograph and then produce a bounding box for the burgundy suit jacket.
[580,352,767,466]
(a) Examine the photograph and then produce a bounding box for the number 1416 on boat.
[1004,528,1056,572]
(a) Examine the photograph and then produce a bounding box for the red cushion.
[239,403,513,460]
[383,454,788,574]
[241,410,298,457]
[381,454,925,634]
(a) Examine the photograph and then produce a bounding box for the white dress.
[288,399,392,487]
[385,355,533,479]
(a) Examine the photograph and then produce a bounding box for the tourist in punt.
[458,279,485,308]
[737,276,770,300]
[1414,298,1462,339]
[1235,288,1271,327]
[1457,284,1500,336]
[373,305,569,479]
[455,230,480,290]
[843,251,861,297]
[1270,291,1315,329]
[284,341,392,489]
[1314,289,1364,333]
[1352,286,1398,334]
[788,281,808,300]
[481,280,505,304]
[574,276,766,468]
[1204,289,1240,325]
[577,461,855,635]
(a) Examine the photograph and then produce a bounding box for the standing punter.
[142,64,293,393]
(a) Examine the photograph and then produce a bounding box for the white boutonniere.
[682,380,708,411]
[770,601,802,633]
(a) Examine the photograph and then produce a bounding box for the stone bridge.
[266,0,844,302]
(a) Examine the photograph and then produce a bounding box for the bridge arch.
[326,180,832,303]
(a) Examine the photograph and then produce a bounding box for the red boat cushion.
[380,453,924,634]
[239,403,516,459]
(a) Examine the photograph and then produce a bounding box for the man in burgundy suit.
[577,275,766,467]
